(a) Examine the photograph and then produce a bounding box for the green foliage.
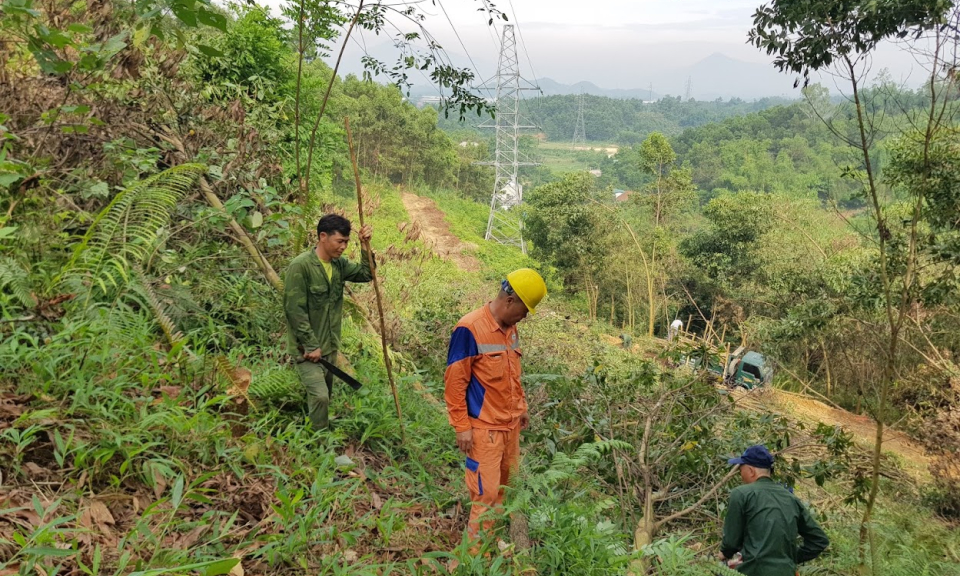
[681,191,773,288]
[248,366,302,405]
[749,0,954,86]
[439,94,798,143]
[666,99,863,203]
[525,172,606,281]
[0,255,37,309]
[638,132,677,174]
[339,77,462,189]
[62,164,206,295]
[642,534,741,576]
[886,127,960,282]
[809,495,960,575]
[0,0,126,75]
[129,266,186,350]
[191,9,294,103]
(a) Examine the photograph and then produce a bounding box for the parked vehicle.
[725,350,773,389]
[681,347,773,389]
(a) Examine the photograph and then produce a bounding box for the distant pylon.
[475,25,540,254]
[571,90,586,147]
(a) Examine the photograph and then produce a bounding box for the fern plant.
[0,256,36,309]
[129,265,186,350]
[61,163,206,295]
[248,365,302,405]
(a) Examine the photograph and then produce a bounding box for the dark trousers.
[296,353,335,430]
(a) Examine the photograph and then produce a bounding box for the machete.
[314,357,363,391]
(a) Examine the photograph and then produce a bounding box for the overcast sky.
[259,0,929,97]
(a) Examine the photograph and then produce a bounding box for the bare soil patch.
[400,192,481,272]
[732,387,932,483]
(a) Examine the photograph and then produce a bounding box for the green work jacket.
[721,477,830,576]
[284,247,373,357]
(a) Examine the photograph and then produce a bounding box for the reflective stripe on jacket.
[444,304,526,432]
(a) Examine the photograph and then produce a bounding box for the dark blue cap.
[728,444,774,469]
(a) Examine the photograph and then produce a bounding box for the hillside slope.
[3,186,959,576]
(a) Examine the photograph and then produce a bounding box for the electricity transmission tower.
[571,90,586,147]
[475,25,540,254]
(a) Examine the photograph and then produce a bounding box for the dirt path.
[731,387,932,483]
[400,192,481,272]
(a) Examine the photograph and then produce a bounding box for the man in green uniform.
[721,445,830,576]
[284,214,373,430]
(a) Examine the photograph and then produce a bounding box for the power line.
[478,0,504,55]
[436,0,495,99]
[357,17,446,99]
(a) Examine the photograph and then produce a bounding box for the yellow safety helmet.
[505,268,547,313]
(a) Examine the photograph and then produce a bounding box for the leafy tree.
[615,134,698,335]
[749,0,958,570]
[192,9,293,103]
[748,0,954,88]
[681,191,772,289]
[525,173,607,292]
[283,0,502,204]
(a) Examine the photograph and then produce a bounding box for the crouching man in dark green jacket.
[284,214,373,430]
[721,445,830,576]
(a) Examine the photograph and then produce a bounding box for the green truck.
[683,347,773,389]
[725,350,773,389]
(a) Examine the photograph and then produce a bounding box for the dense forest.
[594,84,924,206]
[2,1,960,576]
[437,94,795,144]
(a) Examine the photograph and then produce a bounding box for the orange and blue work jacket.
[444,304,527,432]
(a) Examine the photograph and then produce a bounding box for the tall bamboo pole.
[344,117,405,443]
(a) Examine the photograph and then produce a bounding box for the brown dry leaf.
[23,462,48,478]
[152,467,168,500]
[0,566,20,576]
[0,402,24,418]
[230,367,252,394]
[10,508,41,529]
[228,559,244,576]
[371,492,382,510]
[79,500,115,533]
[158,386,182,399]
[173,525,207,548]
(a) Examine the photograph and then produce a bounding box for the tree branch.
[655,465,739,529]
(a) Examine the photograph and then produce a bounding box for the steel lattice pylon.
[475,25,539,254]
[571,91,586,147]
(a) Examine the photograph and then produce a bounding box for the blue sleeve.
[447,326,478,365]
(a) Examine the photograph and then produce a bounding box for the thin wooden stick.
[344,117,405,443]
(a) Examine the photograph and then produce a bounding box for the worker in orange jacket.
[444,269,547,546]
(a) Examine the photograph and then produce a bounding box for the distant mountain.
[535,78,661,100]
[665,53,797,100]
[334,43,797,102]
[537,54,797,101]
